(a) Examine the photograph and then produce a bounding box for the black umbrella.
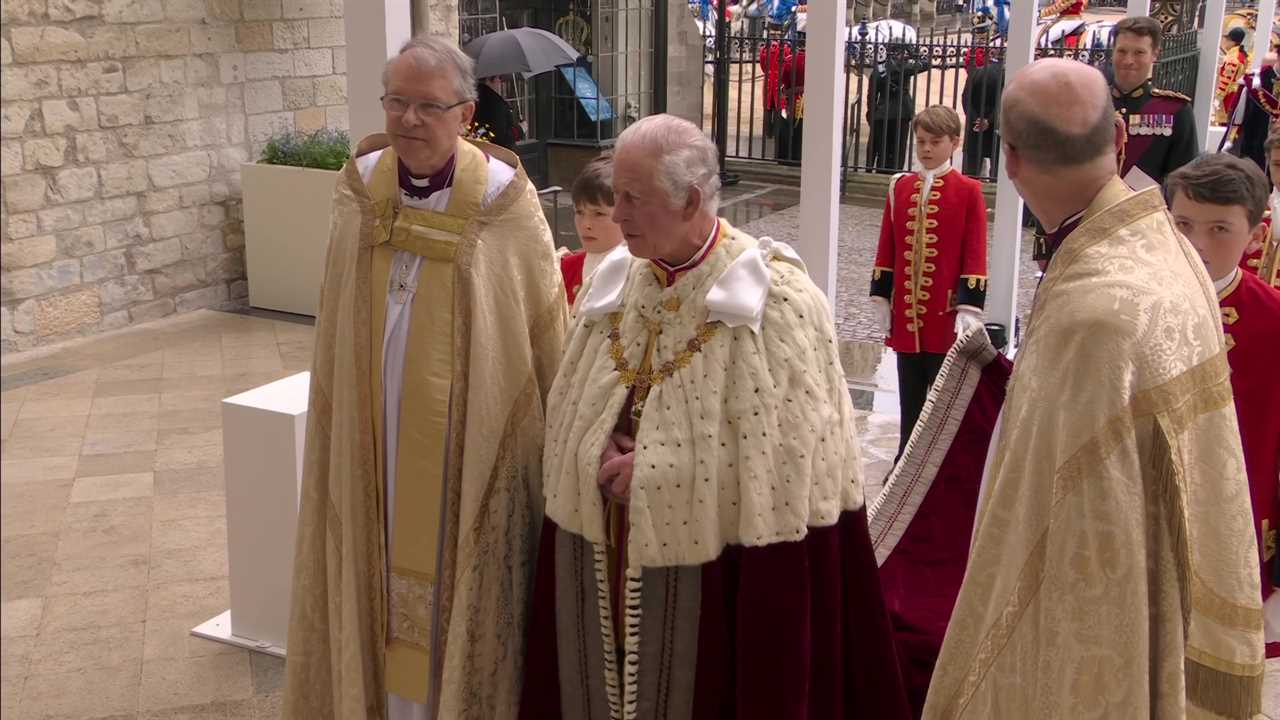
[463,27,581,79]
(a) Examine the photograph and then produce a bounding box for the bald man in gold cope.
[922,59,1264,719]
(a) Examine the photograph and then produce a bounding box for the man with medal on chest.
[283,35,567,720]
[1110,16,1199,191]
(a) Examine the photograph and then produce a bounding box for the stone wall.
[0,0,348,351]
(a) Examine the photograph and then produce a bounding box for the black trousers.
[775,117,803,162]
[896,351,947,461]
[869,117,911,172]
[962,129,996,176]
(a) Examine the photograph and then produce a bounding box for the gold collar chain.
[607,311,718,422]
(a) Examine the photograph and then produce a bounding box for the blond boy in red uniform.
[870,105,988,458]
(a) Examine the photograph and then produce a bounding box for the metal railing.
[705,26,1200,183]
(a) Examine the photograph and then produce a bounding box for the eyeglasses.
[380,94,471,118]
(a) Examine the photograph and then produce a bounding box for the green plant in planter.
[259,129,351,170]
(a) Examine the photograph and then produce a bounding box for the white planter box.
[242,162,340,317]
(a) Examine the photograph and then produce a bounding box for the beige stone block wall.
[1,0,348,351]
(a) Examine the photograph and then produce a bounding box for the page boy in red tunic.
[870,105,989,459]
[560,154,627,306]
[1239,129,1280,288]
[1167,153,1280,657]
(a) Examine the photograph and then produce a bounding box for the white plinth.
[192,371,310,656]
[1206,125,1227,153]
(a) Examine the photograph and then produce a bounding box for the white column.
[1252,1,1276,72]
[1126,0,1151,16]
[344,0,414,143]
[795,0,847,304]
[986,0,1037,344]
[1194,0,1227,147]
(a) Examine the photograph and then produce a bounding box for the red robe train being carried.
[866,327,1011,718]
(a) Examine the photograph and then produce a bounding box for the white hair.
[383,34,478,102]
[615,114,721,216]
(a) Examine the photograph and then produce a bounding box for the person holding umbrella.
[474,75,524,150]
[464,27,583,147]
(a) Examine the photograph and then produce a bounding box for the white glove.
[871,296,891,339]
[954,305,984,336]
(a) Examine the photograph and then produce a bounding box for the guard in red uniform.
[1036,0,1088,48]
[1167,154,1280,657]
[871,106,988,459]
[1040,0,1086,20]
[1216,27,1249,125]
[559,154,627,306]
[776,45,805,161]
[758,38,792,137]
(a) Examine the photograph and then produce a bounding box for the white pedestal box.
[192,371,310,658]
[1206,125,1227,154]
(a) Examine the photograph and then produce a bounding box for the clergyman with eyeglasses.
[282,34,567,720]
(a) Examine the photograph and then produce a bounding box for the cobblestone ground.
[732,183,1042,345]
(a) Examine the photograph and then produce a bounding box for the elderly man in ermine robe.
[519,114,911,720]
[922,60,1263,720]
[283,37,565,720]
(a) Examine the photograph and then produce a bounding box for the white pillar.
[1126,0,1151,16]
[1194,0,1227,148]
[344,0,414,143]
[1252,1,1276,72]
[795,0,847,303]
[986,0,1037,344]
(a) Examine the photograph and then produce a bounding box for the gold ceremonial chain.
[607,311,717,422]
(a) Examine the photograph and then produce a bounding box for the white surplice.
[355,149,515,720]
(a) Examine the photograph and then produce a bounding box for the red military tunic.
[560,250,587,306]
[759,40,793,115]
[871,167,988,354]
[1039,0,1086,18]
[1216,45,1249,124]
[1240,211,1280,289]
[779,48,805,120]
[1219,269,1280,658]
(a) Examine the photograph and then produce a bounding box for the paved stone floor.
[1,310,308,720]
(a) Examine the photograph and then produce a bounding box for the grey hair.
[615,114,721,216]
[382,34,478,102]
